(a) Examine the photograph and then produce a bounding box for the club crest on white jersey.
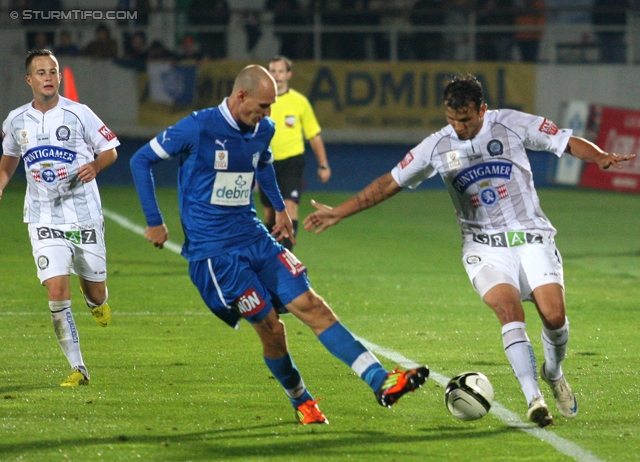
[56,125,70,141]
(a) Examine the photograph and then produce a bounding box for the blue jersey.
[130,99,286,261]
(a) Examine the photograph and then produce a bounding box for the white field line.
[358,338,603,462]
[101,208,183,254]
[29,207,593,462]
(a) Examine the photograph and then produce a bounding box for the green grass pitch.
[0,183,638,461]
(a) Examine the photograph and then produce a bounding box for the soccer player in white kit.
[0,50,119,386]
[304,74,636,427]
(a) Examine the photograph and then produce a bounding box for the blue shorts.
[189,235,311,328]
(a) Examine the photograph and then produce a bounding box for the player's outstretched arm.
[304,172,403,234]
[566,136,636,170]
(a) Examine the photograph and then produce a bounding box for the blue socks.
[265,322,390,409]
[318,322,388,392]
[264,353,312,408]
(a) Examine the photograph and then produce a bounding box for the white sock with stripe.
[502,321,540,405]
[50,300,87,376]
[541,318,569,381]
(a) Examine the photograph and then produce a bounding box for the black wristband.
[318,165,329,170]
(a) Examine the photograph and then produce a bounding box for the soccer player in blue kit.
[129,65,428,424]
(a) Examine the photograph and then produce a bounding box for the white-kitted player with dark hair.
[0,49,119,386]
[305,74,636,427]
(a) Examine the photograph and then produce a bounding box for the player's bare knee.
[44,277,70,301]
[286,290,337,328]
[85,292,107,306]
[47,288,68,301]
[81,281,108,306]
[256,312,285,336]
[542,311,566,330]
[294,291,334,316]
[532,298,566,330]
[254,316,287,356]
[271,317,286,337]
[486,299,524,324]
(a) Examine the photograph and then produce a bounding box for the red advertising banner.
[580,106,640,193]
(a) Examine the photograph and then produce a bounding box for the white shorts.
[28,218,107,284]
[461,231,564,301]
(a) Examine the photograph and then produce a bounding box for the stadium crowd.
[7,0,637,66]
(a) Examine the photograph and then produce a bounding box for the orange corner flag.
[62,66,79,102]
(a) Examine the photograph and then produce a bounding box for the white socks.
[502,321,539,405]
[49,300,87,376]
[541,318,569,381]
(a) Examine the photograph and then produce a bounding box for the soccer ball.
[444,372,494,421]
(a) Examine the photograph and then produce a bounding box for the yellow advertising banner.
[139,61,535,131]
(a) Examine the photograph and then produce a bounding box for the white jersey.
[391,109,572,236]
[2,96,120,224]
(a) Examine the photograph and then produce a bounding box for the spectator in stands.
[116,31,148,71]
[146,40,174,61]
[177,35,205,64]
[321,0,379,60]
[443,0,474,61]
[370,0,415,60]
[116,0,152,59]
[266,0,311,59]
[546,0,593,25]
[411,0,446,61]
[81,23,119,60]
[16,0,61,51]
[31,31,55,51]
[476,0,516,61]
[545,0,595,63]
[116,0,151,27]
[244,10,263,53]
[515,0,546,62]
[592,0,628,63]
[55,30,79,57]
[187,0,229,59]
[319,0,344,59]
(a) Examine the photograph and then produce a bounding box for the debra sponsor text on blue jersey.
[23,146,77,167]
[452,161,512,194]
